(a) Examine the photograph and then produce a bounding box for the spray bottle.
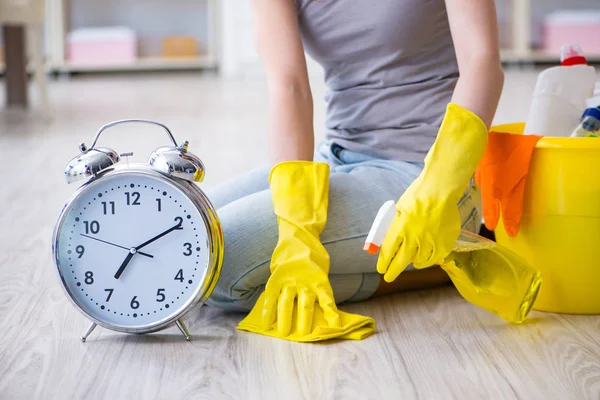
[364,201,542,323]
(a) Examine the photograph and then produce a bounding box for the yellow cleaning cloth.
[238,292,375,342]
[237,161,375,342]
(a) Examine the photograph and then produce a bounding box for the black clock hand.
[113,221,183,279]
[114,251,135,279]
[134,222,183,251]
[80,234,153,258]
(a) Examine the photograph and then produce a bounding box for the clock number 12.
[125,192,141,206]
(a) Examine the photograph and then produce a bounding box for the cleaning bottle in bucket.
[364,201,542,323]
[570,107,600,138]
[524,43,596,137]
[571,95,600,138]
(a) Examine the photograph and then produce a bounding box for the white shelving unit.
[50,55,217,72]
[3,0,598,75]
[44,0,219,73]
[500,0,600,63]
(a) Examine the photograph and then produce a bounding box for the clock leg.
[176,319,192,341]
[81,323,97,343]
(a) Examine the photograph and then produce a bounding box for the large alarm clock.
[52,119,223,342]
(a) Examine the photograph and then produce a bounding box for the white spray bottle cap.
[363,200,397,254]
[560,43,587,66]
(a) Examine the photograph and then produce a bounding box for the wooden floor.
[1,71,599,400]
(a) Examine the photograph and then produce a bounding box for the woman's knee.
[205,190,277,311]
[205,166,271,210]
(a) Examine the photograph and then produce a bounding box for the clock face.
[54,170,213,330]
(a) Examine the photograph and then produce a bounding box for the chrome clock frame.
[52,164,223,342]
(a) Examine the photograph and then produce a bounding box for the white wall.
[218,0,323,79]
[219,0,260,78]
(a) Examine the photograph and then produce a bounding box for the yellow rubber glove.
[377,103,488,283]
[237,161,375,342]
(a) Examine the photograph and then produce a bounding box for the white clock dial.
[55,172,211,329]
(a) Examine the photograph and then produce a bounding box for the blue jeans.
[205,141,481,311]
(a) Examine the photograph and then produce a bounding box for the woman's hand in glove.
[376,103,488,282]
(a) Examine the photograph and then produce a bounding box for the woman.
[206,0,504,338]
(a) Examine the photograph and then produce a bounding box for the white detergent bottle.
[524,44,596,137]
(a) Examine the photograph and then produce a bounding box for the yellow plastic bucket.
[492,122,600,314]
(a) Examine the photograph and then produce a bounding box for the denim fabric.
[205,141,481,311]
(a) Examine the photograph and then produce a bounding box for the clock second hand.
[80,234,154,258]
[114,221,183,279]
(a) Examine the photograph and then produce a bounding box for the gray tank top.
[295,0,459,162]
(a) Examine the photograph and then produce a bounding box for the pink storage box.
[68,27,137,66]
[542,11,600,55]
